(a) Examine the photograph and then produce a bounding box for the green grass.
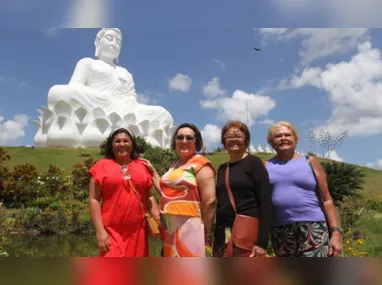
[3,147,382,197]
[2,147,103,172]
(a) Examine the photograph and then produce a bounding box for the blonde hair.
[267,121,299,147]
[94,28,122,63]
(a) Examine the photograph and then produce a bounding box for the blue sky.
[1,2,382,170]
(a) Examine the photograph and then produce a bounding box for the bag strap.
[129,179,147,216]
[305,155,323,205]
[225,164,237,214]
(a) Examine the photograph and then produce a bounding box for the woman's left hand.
[329,233,343,257]
[249,245,267,257]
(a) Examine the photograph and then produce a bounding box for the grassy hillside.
[2,147,103,172]
[2,146,382,197]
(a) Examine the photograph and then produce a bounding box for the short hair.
[105,128,140,160]
[221,121,250,148]
[170,123,203,152]
[94,28,122,59]
[267,121,300,147]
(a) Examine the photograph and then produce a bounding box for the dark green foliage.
[136,136,149,154]
[214,147,223,153]
[143,146,178,176]
[307,151,317,157]
[322,161,365,203]
[99,139,107,155]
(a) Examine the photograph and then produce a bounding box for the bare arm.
[310,156,343,255]
[310,157,341,229]
[69,58,92,85]
[139,158,163,196]
[196,165,216,245]
[146,188,160,223]
[88,177,110,252]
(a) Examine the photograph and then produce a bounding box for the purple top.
[266,156,326,226]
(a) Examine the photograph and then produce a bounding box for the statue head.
[95,28,122,63]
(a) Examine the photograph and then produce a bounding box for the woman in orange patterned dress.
[142,123,216,257]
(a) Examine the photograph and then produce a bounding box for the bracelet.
[330,227,342,234]
[204,233,212,237]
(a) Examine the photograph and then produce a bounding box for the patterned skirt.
[271,221,329,257]
[161,214,205,257]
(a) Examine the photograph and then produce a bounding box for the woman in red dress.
[88,128,160,257]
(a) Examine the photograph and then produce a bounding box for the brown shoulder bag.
[224,164,259,257]
[129,180,160,237]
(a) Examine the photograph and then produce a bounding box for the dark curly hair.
[221,120,251,148]
[105,128,140,160]
[170,123,203,152]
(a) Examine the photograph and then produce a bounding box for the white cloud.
[203,77,226,98]
[137,93,151,104]
[200,90,276,126]
[0,77,28,89]
[213,59,226,72]
[326,150,344,162]
[201,124,221,151]
[259,119,275,126]
[284,41,382,137]
[289,67,323,89]
[259,28,368,66]
[366,159,382,170]
[63,0,110,27]
[168,74,192,93]
[0,114,29,145]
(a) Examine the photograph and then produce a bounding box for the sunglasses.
[175,134,196,142]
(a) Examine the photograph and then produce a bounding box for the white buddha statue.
[34,28,175,148]
[257,144,264,153]
[265,144,272,154]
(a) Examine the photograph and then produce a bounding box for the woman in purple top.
[265,121,342,257]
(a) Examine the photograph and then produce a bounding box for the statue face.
[99,29,122,60]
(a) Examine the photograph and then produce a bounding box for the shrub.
[338,196,366,230]
[71,158,96,201]
[99,139,107,155]
[322,161,365,203]
[31,197,58,210]
[2,163,40,207]
[0,147,11,165]
[136,136,150,154]
[143,146,178,176]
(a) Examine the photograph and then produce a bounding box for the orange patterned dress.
[160,155,215,257]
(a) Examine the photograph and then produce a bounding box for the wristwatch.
[330,227,342,234]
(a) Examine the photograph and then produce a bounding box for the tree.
[214,147,223,153]
[308,128,348,159]
[322,161,365,203]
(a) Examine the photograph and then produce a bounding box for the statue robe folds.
[34,58,175,148]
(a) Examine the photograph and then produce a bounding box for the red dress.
[89,158,152,257]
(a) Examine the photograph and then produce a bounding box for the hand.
[152,213,161,225]
[329,232,343,257]
[249,245,267,257]
[139,158,155,175]
[96,230,111,253]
